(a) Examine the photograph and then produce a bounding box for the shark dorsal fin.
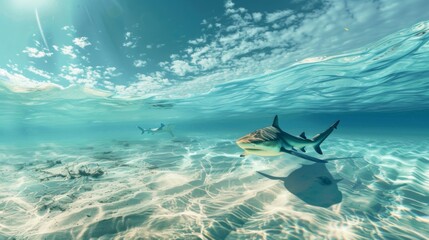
[272,115,280,128]
[300,132,307,139]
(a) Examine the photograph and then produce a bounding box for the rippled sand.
[1,136,428,239]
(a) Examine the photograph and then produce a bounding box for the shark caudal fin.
[311,120,340,155]
[137,126,145,134]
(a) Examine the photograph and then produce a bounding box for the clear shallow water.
[1,136,428,239]
[1,18,429,240]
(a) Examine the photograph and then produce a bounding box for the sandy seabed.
[0,136,428,240]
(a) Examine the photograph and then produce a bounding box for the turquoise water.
[1,5,429,240]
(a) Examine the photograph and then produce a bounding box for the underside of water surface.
[1,1,429,239]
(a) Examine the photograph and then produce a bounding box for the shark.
[137,123,175,137]
[236,115,340,163]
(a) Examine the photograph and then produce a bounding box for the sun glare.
[10,0,53,10]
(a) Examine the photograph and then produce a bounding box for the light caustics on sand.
[0,137,428,239]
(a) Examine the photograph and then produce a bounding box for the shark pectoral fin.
[281,147,327,163]
[300,147,306,152]
[314,145,323,155]
[240,152,247,157]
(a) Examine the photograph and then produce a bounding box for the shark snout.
[236,140,267,152]
[236,138,255,149]
[236,139,249,147]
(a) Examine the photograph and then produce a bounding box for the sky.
[1,0,429,99]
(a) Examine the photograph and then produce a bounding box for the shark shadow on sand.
[258,163,343,208]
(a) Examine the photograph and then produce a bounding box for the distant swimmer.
[236,115,339,163]
[137,123,175,137]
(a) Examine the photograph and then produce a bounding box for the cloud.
[252,12,262,22]
[133,60,147,68]
[65,65,85,75]
[61,46,77,59]
[111,72,172,98]
[168,60,196,76]
[0,68,62,93]
[123,31,138,48]
[62,25,77,37]
[27,66,52,79]
[73,37,91,48]
[104,67,122,78]
[22,47,52,58]
[225,0,234,9]
[188,37,206,45]
[123,41,135,48]
[6,63,21,73]
[62,25,76,32]
[60,64,121,87]
[265,10,293,23]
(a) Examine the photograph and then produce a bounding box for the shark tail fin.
[137,126,145,134]
[311,120,340,155]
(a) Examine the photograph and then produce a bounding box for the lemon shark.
[236,115,340,163]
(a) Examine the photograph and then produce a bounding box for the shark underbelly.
[246,149,283,156]
[243,140,283,156]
